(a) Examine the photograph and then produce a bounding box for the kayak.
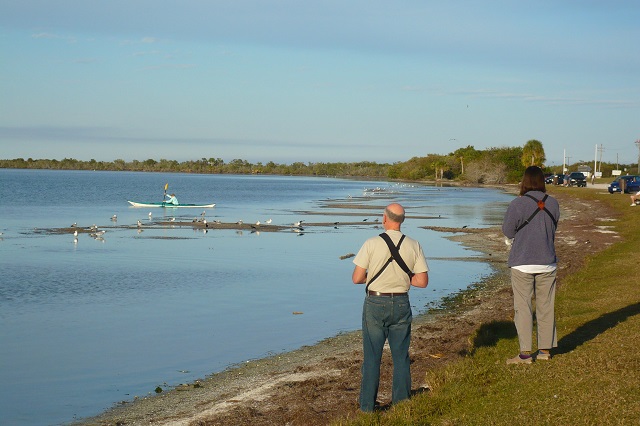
[127,201,216,208]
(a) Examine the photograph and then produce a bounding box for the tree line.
[1,140,634,183]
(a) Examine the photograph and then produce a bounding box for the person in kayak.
[164,193,179,205]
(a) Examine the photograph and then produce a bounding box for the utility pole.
[636,139,640,174]
[593,144,597,178]
[563,149,566,173]
[597,144,604,175]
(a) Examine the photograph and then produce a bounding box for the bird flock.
[66,211,319,244]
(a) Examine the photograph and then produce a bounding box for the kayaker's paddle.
[163,183,168,206]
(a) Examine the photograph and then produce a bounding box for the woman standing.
[502,166,560,364]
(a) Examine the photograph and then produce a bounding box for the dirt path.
[81,188,621,426]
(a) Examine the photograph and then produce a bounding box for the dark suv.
[567,172,587,187]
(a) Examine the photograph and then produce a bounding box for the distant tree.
[522,139,546,167]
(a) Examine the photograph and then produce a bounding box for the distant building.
[577,165,593,178]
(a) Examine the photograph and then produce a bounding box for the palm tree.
[522,139,546,167]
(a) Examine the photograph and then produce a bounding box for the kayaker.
[165,193,179,205]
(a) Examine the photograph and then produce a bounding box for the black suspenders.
[515,194,558,233]
[365,233,415,293]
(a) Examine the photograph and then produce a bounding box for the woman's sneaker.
[506,354,533,364]
[536,351,551,361]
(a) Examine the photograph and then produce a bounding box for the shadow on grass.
[556,302,640,355]
[469,320,518,354]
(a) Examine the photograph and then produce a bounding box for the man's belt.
[367,291,408,297]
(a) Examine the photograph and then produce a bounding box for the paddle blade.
[164,183,169,191]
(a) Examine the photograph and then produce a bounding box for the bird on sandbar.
[265,218,272,224]
[111,215,117,221]
[293,220,304,227]
[255,221,261,226]
[137,220,142,228]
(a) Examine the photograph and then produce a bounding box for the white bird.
[137,220,142,228]
[201,211,206,217]
[111,215,117,221]
[255,221,261,226]
[293,220,304,227]
[170,217,176,222]
[70,222,77,228]
[237,220,243,225]
[265,218,272,224]
[148,212,153,218]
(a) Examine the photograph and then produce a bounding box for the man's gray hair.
[385,207,405,223]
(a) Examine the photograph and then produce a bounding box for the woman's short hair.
[520,166,546,195]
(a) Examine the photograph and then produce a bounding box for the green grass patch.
[335,189,640,425]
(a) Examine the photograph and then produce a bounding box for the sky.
[1,1,639,166]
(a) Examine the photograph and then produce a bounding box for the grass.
[334,188,640,426]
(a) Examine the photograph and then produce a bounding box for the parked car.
[546,174,565,185]
[544,173,554,184]
[608,175,640,194]
[567,172,587,187]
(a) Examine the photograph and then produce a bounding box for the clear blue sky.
[1,1,638,166]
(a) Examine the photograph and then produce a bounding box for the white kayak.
[127,201,216,208]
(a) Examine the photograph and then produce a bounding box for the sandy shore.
[77,185,622,426]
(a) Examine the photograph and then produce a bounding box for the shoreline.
[81,226,512,426]
[78,186,621,426]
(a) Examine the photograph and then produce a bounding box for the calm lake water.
[0,169,514,425]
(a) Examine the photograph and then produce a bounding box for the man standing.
[352,203,429,412]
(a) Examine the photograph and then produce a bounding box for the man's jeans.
[360,294,412,412]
